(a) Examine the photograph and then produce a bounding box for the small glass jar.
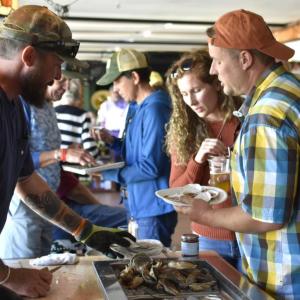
[181,233,199,257]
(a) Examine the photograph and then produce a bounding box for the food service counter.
[4,251,273,300]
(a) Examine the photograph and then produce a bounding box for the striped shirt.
[231,63,300,299]
[55,105,99,158]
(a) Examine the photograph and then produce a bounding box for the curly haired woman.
[165,50,242,269]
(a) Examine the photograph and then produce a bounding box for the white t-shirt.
[97,98,128,135]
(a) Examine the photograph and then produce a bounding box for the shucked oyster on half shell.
[194,188,219,202]
[110,238,163,258]
[182,184,219,202]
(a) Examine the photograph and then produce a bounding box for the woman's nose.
[189,93,198,106]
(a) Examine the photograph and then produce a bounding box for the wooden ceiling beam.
[273,21,300,43]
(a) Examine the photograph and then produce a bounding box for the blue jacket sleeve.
[108,102,137,153]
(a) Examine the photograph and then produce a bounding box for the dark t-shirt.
[0,91,34,232]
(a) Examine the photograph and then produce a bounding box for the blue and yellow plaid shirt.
[231,63,300,299]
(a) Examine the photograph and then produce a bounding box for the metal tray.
[93,258,270,300]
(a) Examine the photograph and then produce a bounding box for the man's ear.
[131,71,140,85]
[21,45,37,67]
[239,50,253,71]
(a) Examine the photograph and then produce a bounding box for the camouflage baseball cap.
[0,5,83,67]
[97,48,149,86]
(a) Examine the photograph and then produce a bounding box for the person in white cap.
[176,9,300,299]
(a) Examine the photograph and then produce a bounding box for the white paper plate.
[155,184,227,207]
[110,239,163,258]
[62,161,125,175]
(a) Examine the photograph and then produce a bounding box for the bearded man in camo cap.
[0,5,134,299]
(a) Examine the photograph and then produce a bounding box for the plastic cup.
[207,156,230,192]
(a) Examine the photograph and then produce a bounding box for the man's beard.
[20,71,47,108]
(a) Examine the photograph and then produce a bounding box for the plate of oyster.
[117,253,218,296]
[156,183,227,207]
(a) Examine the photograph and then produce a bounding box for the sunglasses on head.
[170,58,194,79]
[33,40,80,58]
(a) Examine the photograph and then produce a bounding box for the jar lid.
[181,233,199,242]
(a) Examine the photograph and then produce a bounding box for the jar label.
[181,241,199,256]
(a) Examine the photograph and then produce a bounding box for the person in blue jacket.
[95,49,177,246]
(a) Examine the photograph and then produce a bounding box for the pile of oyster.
[118,253,217,296]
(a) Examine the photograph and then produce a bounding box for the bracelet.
[54,149,60,161]
[60,149,67,162]
[0,265,10,285]
[72,218,87,238]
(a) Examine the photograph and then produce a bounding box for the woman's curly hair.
[165,49,242,165]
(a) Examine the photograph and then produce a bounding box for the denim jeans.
[135,211,177,247]
[198,235,242,272]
